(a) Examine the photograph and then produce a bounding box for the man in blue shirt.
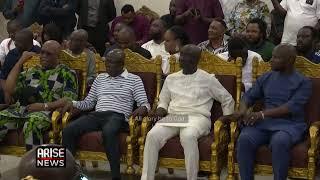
[0,29,40,104]
[233,44,312,180]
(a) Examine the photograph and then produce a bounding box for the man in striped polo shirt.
[61,49,150,180]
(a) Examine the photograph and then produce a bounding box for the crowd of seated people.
[0,0,320,179]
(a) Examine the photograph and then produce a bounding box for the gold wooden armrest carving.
[213,120,226,148]
[62,112,71,129]
[49,111,60,144]
[227,121,240,179]
[308,122,320,159]
[58,112,71,144]
[137,116,153,174]
[126,116,143,174]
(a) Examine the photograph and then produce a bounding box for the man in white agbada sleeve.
[141,44,235,180]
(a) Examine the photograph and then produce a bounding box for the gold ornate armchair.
[61,49,162,174]
[138,51,242,179]
[227,56,320,180]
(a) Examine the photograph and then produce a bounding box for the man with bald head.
[0,40,78,150]
[104,26,152,59]
[62,49,150,180]
[233,44,312,180]
[67,29,96,85]
[141,45,234,180]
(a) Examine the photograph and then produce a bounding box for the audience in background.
[161,0,176,28]
[0,29,41,92]
[77,0,116,56]
[38,0,77,38]
[271,0,320,45]
[111,4,150,46]
[109,22,126,46]
[198,18,228,54]
[163,26,189,73]
[269,0,285,45]
[104,26,152,59]
[41,23,63,44]
[218,37,263,91]
[228,0,270,37]
[175,0,224,44]
[142,19,170,73]
[296,26,320,63]
[2,0,40,27]
[246,18,275,61]
[0,20,40,65]
[67,29,96,85]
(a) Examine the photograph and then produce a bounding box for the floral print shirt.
[227,0,270,35]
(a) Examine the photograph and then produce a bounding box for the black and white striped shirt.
[73,69,150,120]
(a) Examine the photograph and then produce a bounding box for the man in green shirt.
[246,18,275,61]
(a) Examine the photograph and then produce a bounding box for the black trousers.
[82,25,109,56]
[62,111,128,179]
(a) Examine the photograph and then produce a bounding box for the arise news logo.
[36,146,66,168]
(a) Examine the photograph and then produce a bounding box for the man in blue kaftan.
[233,44,312,180]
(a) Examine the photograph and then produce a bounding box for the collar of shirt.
[105,69,129,79]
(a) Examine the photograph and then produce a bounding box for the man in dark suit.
[77,0,116,56]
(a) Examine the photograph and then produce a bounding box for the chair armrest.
[49,111,61,143]
[51,111,60,133]
[212,119,233,150]
[62,112,71,129]
[128,116,141,138]
[138,117,153,146]
[308,121,320,158]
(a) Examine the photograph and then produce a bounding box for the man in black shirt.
[104,26,152,59]
[0,29,41,104]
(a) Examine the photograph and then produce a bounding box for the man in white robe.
[141,44,235,180]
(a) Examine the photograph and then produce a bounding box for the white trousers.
[141,124,206,180]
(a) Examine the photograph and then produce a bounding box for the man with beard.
[246,18,275,61]
[296,26,320,63]
[142,19,170,74]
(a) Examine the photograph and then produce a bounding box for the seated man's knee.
[270,131,291,150]
[180,128,198,145]
[146,128,159,143]
[237,129,257,147]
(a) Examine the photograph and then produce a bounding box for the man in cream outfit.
[141,44,235,180]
